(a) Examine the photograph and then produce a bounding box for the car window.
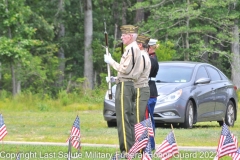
[219,71,228,80]
[195,66,209,80]
[156,66,193,83]
[206,66,221,81]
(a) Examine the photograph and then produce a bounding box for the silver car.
[103,61,238,128]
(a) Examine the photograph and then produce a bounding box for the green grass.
[0,91,239,159]
[0,144,233,160]
[1,109,240,147]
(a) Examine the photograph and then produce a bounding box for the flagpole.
[77,113,81,154]
[171,124,181,160]
[67,135,72,160]
[115,145,118,160]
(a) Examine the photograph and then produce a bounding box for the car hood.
[156,83,189,95]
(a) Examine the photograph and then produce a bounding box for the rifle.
[121,42,124,55]
[104,19,112,99]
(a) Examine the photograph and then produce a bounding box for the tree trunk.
[6,0,17,96]
[0,62,1,80]
[55,0,65,87]
[10,62,17,96]
[16,63,21,94]
[134,0,144,24]
[231,19,240,88]
[84,0,94,89]
[185,0,190,61]
[122,1,127,25]
[202,35,209,62]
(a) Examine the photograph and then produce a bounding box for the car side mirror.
[194,78,211,85]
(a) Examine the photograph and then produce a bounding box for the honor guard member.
[135,35,151,124]
[148,39,158,60]
[147,38,159,150]
[104,25,142,154]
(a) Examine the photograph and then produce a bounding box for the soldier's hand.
[104,53,113,64]
[106,76,116,83]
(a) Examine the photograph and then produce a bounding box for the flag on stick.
[229,148,240,160]
[111,153,118,160]
[16,152,21,160]
[0,114,7,141]
[215,123,237,159]
[67,115,81,149]
[127,129,149,160]
[142,137,152,160]
[135,118,154,141]
[155,131,179,160]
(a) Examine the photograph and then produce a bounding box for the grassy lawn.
[0,95,239,160]
[0,144,233,160]
[2,109,240,147]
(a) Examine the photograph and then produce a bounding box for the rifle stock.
[104,20,112,99]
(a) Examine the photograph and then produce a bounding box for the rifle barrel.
[104,19,112,99]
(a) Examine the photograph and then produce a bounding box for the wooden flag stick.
[67,136,72,160]
[171,124,181,160]
[115,145,118,160]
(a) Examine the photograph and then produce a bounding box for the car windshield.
[156,65,194,83]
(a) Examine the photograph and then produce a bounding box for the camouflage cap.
[120,25,138,34]
[136,35,150,45]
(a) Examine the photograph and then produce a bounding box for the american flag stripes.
[67,115,81,149]
[142,137,152,160]
[231,133,238,149]
[135,118,154,141]
[215,123,237,159]
[155,131,179,160]
[0,114,7,141]
[127,129,149,160]
[229,148,240,160]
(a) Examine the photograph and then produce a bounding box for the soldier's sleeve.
[111,49,134,74]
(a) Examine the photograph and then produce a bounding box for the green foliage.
[57,89,70,106]
[236,89,240,102]
[155,41,176,61]
[0,37,42,64]
[0,0,239,97]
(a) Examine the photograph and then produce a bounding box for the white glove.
[106,76,116,83]
[104,54,114,64]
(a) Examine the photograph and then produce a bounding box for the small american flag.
[229,148,240,160]
[67,115,81,149]
[215,123,237,159]
[142,138,152,160]
[16,153,21,160]
[155,131,179,160]
[127,129,149,160]
[135,118,154,141]
[111,153,118,160]
[0,114,7,141]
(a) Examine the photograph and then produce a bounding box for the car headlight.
[157,89,182,103]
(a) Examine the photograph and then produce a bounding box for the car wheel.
[225,101,235,127]
[218,121,223,126]
[181,100,194,129]
[107,121,117,127]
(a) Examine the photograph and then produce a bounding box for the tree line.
[0,0,239,98]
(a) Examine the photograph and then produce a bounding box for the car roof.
[158,61,207,68]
